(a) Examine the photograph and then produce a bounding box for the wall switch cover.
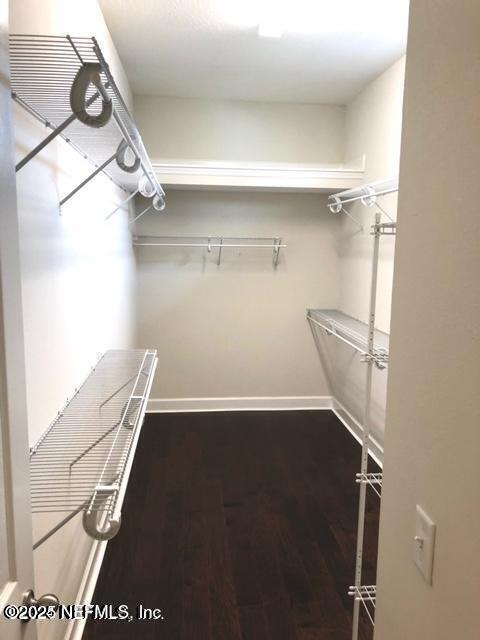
[414,504,436,584]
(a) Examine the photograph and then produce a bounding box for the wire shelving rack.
[9,34,165,214]
[306,309,389,369]
[308,178,398,639]
[348,585,377,627]
[134,235,286,267]
[30,349,157,549]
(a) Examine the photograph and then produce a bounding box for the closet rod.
[332,186,397,207]
[331,177,398,202]
[133,241,287,249]
[327,177,398,225]
[133,236,286,267]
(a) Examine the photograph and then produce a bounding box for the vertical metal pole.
[217,237,223,266]
[352,212,381,640]
[273,237,282,267]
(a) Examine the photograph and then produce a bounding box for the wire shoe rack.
[9,34,165,213]
[30,349,157,548]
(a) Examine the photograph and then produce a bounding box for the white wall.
[135,190,338,401]
[133,93,349,405]
[10,2,135,638]
[326,57,406,444]
[134,95,346,165]
[375,1,480,638]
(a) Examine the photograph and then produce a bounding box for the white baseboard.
[147,395,334,413]
[147,395,384,466]
[332,398,384,467]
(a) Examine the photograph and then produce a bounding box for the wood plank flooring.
[83,410,380,640]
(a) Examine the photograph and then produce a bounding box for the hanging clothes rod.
[327,177,398,227]
[133,236,287,267]
[330,177,398,204]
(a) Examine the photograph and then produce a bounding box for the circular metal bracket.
[152,194,166,211]
[328,196,343,214]
[115,139,140,173]
[70,63,112,128]
[83,509,121,541]
[138,174,156,198]
[360,186,377,207]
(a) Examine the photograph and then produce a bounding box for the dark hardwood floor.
[83,410,380,640]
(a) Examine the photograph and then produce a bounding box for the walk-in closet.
[1,2,479,640]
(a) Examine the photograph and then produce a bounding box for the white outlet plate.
[414,504,436,584]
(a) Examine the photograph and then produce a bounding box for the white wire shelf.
[134,235,286,267]
[348,585,376,626]
[356,472,383,498]
[30,349,157,547]
[10,34,164,211]
[306,309,389,368]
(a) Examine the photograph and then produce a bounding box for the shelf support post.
[60,151,117,207]
[105,188,139,221]
[217,237,223,266]
[273,237,282,267]
[352,212,382,640]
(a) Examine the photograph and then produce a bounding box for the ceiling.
[99,0,409,105]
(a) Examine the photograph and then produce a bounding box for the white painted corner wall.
[9,2,135,639]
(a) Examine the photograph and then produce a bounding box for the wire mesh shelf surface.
[356,472,383,498]
[306,308,389,365]
[10,34,163,201]
[348,585,376,626]
[30,349,157,522]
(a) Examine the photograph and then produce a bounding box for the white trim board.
[332,398,384,468]
[147,395,384,467]
[147,395,333,413]
[152,159,365,193]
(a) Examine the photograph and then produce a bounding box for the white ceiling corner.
[99,0,409,104]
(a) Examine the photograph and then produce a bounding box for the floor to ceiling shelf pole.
[352,212,382,640]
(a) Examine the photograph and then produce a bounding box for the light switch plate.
[414,504,436,584]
